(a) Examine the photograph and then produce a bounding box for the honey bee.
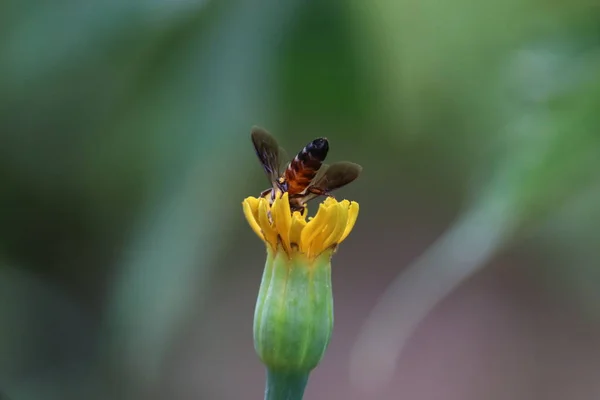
[250,126,362,215]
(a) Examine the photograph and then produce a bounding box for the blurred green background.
[2,1,600,399]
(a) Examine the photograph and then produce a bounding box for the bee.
[250,126,362,215]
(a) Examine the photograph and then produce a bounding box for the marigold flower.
[242,192,359,400]
[242,192,359,260]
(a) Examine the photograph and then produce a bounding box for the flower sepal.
[254,247,334,373]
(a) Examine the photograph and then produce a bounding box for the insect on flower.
[250,126,362,215]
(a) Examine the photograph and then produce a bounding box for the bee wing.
[301,161,362,202]
[251,126,286,183]
[309,163,331,187]
[314,161,362,191]
[278,146,291,174]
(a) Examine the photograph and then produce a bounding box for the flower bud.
[254,249,334,373]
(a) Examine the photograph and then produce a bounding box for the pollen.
[242,192,359,259]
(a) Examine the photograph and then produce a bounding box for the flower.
[243,192,359,400]
[242,192,359,260]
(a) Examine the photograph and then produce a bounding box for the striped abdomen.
[285,138,329,195]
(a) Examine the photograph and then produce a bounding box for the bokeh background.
[2,1,600,399]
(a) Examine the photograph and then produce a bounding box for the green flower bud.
[254,249,334,372]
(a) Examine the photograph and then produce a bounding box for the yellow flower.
[242,192,359,260]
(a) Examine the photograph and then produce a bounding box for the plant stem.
[265,369,309,400]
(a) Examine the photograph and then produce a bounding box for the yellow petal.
[289,212,307,249]
[323,196,337,207]
[321,202,349,249]
[244,197,260,220]
[242,198,264,241]
[272,193,292,253]
[312,204,342,253]
[300,202,332,252]
[338,201,359,244]
[258,198,278,248]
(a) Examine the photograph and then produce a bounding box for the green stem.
[265,368,309,400]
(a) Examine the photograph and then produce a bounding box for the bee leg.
[307,187,334,198]
[260,188,272,198]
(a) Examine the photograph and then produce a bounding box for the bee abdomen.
[285,138,329,194]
